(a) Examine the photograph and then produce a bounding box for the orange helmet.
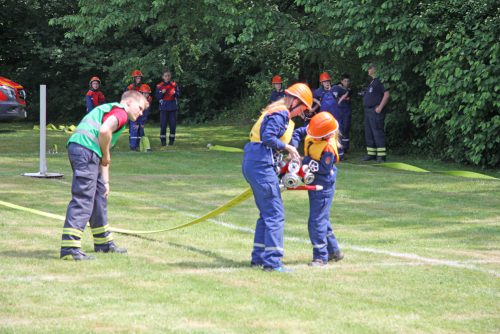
[307,112,339,139]
[271,75,282,84]
[89,76,101,85]
[131,70,143,77]
[285,83,313,110]
[138,84,151,93]
[319,72,331,82]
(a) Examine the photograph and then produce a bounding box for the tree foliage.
[299,0,499,166]
[1,0,498,166]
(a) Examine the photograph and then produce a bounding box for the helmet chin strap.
[289,101,305,119]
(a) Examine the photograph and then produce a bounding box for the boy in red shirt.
[60,90,149,260]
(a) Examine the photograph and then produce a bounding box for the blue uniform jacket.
[244,110,290,170]
[291,126,337,187]
[269,90,285,103]
[313,87,341,118]
[335,85,352,112]
[155,81,181,111]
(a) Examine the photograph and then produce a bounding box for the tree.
[299,0,499,166]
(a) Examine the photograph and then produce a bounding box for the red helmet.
[319,72,331,82]
[272,75,282,84]
[138,84,151,93]
[89,76,101,85]
[131,70,143,77]
[285,83,313,110]
[307,112,339,139]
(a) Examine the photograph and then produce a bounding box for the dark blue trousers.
[242,160,285,269]
[60,143,114,256]
[129,120,140,150]
[338,109,351,152]
[160,110,177,145]
[308,186,340,262]
[364,107,386,157]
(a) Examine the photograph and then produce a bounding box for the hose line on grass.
[0,188,254,235]
[206,145,498,180]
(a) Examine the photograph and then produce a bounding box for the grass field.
[0,122,499,334]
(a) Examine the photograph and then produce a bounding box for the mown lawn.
[0,122,499,333]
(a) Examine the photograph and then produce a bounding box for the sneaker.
[376,156,386,163]
[263,266,293,273]
[94,242,128,254]
[60,249,95,261]
[328,251,344,262]
[309,259,328,267]
[362,155,376,161]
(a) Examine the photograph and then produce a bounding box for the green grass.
[0,122,499,334]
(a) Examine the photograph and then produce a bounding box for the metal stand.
[23,85,64,178]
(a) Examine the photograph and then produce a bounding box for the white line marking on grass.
[210,220,500,278]
[346,245,500,278]
[73,189,500,278]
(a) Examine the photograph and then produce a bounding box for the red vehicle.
[0,76,27,120]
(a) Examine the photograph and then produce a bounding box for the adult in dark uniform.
[362,64,390,162]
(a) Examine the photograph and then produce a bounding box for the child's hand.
[285,144,300,161]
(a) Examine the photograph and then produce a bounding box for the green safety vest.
[68,103,126,157]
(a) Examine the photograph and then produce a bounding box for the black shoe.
[61,249,96,261]
[94,242,128,254]
[376,156,386,163]
[328,251,344,262]
[362,155,376,161]
[169,141,175,146]
[250,261,263,268]
[309,259,328,267]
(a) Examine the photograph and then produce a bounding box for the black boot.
[328,251,344,262]
[362,155,376,161]
[376,156,386,163]
[60,248,96,261]
[94,242,128,254]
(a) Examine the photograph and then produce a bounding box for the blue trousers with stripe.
[242,160,284,269]
[129,120,140,150]
[364,106,386,156]
[308,186,340,261]
[61,143,113,255]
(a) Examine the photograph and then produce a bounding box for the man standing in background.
[362,64,390,162]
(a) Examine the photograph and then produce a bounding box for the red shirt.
[102,107,128,131]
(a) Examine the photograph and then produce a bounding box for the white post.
[22,85,63,178]
[39,85,47,175]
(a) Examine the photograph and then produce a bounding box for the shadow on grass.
[124,233,249,268]
[0,249,57,260]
